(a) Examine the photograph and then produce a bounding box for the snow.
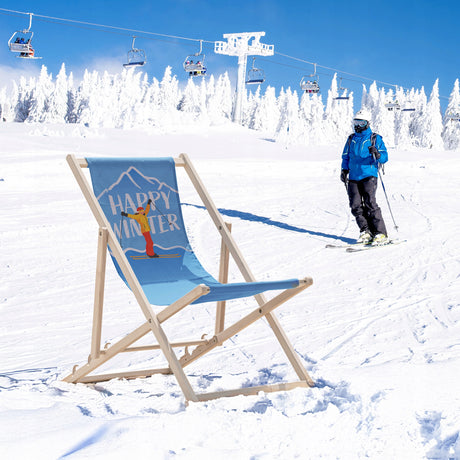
[1,121,460,459]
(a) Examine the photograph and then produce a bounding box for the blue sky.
[0,0,458,110]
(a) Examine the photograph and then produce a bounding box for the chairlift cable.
[0,7,213,44]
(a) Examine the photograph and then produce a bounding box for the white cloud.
[0,62,41,90]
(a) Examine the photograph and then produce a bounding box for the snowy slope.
[1,122,460,459]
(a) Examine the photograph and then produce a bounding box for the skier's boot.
[357,230,373,244]
[371,233,389,246]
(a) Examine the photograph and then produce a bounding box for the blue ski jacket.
[341,128,388,181]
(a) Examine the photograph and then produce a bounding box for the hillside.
[1,122,459,459]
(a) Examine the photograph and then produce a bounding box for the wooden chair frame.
[63,153,314,402]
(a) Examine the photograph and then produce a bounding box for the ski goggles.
[353,119,368,128]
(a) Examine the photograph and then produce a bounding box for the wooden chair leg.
[216,222,232,334]
[90,227,108,361]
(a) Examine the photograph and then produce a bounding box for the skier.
[121,199,158,257]
[340,109,389,245]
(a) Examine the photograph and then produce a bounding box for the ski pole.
[119,213,125,248]
[377,168,399,232]
[150,200,174,228]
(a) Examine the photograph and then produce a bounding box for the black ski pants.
[347,176,387,236]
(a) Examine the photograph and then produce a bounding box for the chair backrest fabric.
[87,157,299,305]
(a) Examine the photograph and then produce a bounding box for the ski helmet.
[353,108,371,132]
[353,109,371,122]
[137,206,144,212]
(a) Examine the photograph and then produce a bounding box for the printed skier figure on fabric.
[340,109,389,246]
[121,199,158,258]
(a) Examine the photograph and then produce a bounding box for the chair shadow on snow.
[182,203,354,244]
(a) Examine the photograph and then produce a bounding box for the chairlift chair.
[300,77,320,93]
[183,40,207,77]
[334,77,350,100]
[446,112,460,121]
[123,37,146,68]
[385,100,401,111]
[246,57,265,85]
[300,63,320,93]
[8,13,41,59]
[401,94,415,112]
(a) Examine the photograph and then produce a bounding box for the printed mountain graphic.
[96,166,179,200]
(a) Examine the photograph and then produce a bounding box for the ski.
[325,242,367,249]
[346,239,406,252]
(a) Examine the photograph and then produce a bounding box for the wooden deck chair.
[63,154,314,402]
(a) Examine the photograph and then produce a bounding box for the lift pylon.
[215,32,274,124]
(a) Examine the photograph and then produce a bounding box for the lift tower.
[215,32,274,124]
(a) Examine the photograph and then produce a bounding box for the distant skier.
[121,199,158,257]
[340,109,389,245]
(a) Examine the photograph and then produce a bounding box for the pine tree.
[28,66,54,123]
[394,87,416,149]
[418,80,443,149]
[442,79,460,150]
[66,71,77,123]
[324,74,354,142]
[374,87,395,147]
[178,78,200,114]
[43,63,68,123]
[15,76,35,122]
[410,87,428,147]
[252,85,279,136]
[244,86,261,129]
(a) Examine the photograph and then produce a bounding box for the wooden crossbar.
[196,381,309,402]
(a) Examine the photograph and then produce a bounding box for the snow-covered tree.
[15,76,35,122]
[159,66,180,111]
[409,87,428,147]
[300,92,327,145]
[373,87,395,146]
[275,88,305,145]
[362,82,380,123]
[178,78,202,116]
[27,66,55,123]
[252,85,279,136]
[243,86,261,129]
[42,64,68,123]
[416,80,443,149]
[0,85,16,122]
[442,79,460,150]
[324,74,354,142]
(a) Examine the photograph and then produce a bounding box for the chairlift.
[399,91,415,112]
[300,63,320,93]
[334,77,349,100]
[8,13,41,59]
[385,99,401,111]
[123,36,146,68]
[245,57,265,85]
[446,111,460,121]
[183,40,207,77]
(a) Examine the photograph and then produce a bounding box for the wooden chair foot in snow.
[63,153,314,402]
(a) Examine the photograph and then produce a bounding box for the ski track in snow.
[1,123,460,459]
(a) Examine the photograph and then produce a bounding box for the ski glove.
[121,211,128,217]
[340,169,349,183]
[369,146,380,160]
[147,198,152,204]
